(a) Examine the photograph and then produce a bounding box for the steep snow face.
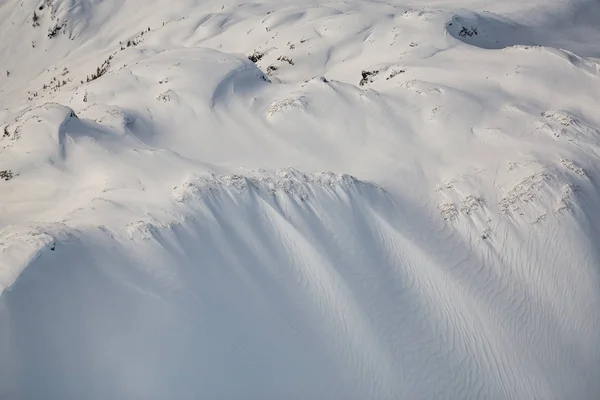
[1,0,600,399]
[3,174,600,399]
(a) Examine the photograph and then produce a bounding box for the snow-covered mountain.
[1,0,600,398]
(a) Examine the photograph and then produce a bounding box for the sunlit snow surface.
[1,0,600,398]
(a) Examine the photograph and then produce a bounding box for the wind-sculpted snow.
[2,0,600,398]
[3,170,600,399]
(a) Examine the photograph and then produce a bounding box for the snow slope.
[1,0,600,398]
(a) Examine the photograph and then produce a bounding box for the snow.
[1,0,600,398]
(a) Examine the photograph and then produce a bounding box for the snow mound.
[0,103,78,177]
[80,47,268,109]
